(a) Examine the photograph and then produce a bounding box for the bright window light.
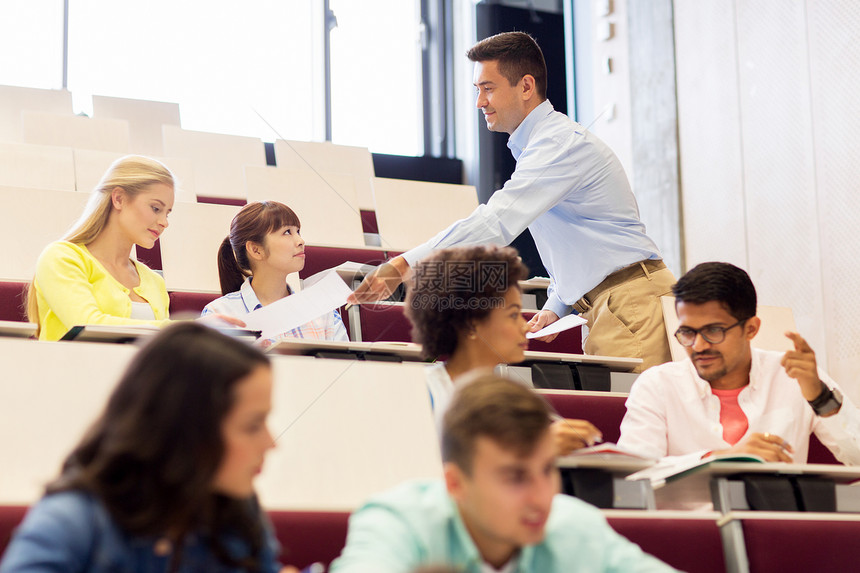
[67,0,322,142]
[0,0,64,89]
[329,0,424,156]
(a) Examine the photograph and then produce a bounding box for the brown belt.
[572,260,667,314]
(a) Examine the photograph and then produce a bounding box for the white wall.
[673,0,860,401]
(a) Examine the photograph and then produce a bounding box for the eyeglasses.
[674,319,747,347]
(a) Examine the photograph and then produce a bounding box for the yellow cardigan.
[34,241,171,341]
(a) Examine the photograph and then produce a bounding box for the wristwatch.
[808,384,843,417]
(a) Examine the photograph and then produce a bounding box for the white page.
[303,261,377,289]
[526,313,587,339]
[243,271,352,339]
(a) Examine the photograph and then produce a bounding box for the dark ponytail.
[216,201,301,296]
[217,236,248,295]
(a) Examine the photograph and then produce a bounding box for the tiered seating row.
[0,85,480,254]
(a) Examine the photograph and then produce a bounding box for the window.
[67,0,321,141]
[3,1,434,156]
[0,0,64,89]
[329,0,424,155]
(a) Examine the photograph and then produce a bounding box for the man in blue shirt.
[330,375,676,572]
[350,32,674,372]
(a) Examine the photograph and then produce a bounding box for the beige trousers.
[579,266,676,373]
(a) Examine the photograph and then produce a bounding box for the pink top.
[711,386,749,445]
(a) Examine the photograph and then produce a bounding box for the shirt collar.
[239,277,263,312]
[239,276,294,313]
[507,99,554,160]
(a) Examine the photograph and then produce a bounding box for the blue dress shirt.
[403,100,662,318]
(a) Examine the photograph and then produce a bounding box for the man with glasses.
[617,262,860,464]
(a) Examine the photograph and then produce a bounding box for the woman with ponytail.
[28,155,175,341]
[202,201,347,343]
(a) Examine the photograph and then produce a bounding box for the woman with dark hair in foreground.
[0,322,292,572]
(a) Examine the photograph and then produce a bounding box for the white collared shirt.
[201,277,348,342]
[618,348,860,465]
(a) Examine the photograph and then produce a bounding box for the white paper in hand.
[242,271,352,339]
[526,313,587,339]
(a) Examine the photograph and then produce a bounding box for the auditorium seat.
[3,505,729,572]
[0,187,88,281]
[72,148,197,201]
[371,177,479,252]
[605,511,725,573]
[522,310,583,354]
[540,391,628,444]
[168,291,220,317]
[808,434,841,465]
[268,510,350,571]
[162,125,266,201]
[244,166,366,248]
[360,210,379,234]
[0,282,27,322]
[21,111,130,153]
[737,513,860,572]
[0,505,27,557]
[353,302,414,343]
[0,85,72,143]
[274,139,376,211]
[299,245,387,281]
[92,95,181,157]
[0,142,75,191]
[158,201,241,293]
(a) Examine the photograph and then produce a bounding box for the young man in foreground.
[331,375,676,572]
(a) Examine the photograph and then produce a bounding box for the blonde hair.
[26,155,175,329]
[65,155,175,244]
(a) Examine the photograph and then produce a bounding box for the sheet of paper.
[526,313,587,339]
[303,261,378,289]
[243,270,352,339]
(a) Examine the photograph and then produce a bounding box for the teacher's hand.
[347,256,411,304]
[527,309,560,342]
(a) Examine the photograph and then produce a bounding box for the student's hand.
[527,310,560,342]
[719,432,794,463]
[197,313,247,328]
[781,332,826,401]
[347,256,411,304]
[551,418,603,456]
[278,567,300,573]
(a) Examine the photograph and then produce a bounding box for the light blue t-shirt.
[330,479,677,573]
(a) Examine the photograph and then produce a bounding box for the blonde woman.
[28,156,180,341]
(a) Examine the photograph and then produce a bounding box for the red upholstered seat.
[541,391,627,444]
[356,303,414,343]
[196,196,247,207]
[808,434,841,465]
[359,210,379,234]
[299,246,387,281]
[267,510,350,571]
[0,506,351,569]
[0,506,28,557]
[0,282,28,322]
[741,517,860,572]
[522,311,583,354]
[168,291,221,317]
[607,515,725,573]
